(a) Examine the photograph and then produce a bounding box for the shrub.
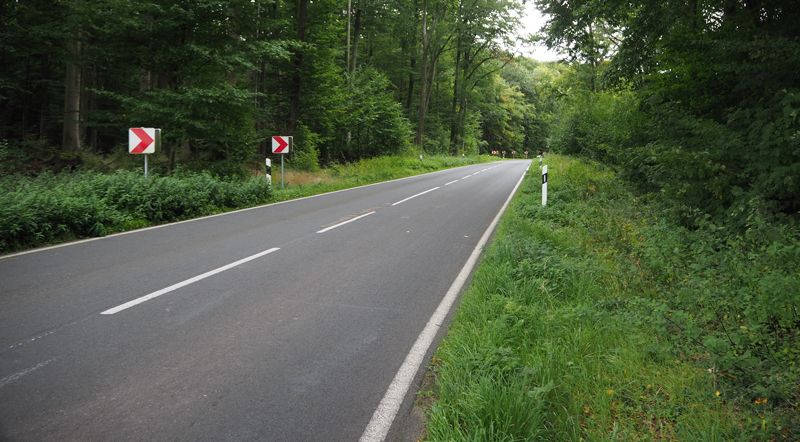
[547,91,641,165]
[0,170,272,252]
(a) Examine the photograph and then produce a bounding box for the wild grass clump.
[0,170,271,252]
[267,153,493,202]
[327,154,491,183]
[424,155,798,441]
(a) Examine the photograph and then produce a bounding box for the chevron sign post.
[272,136,292,188]
[129,128,160,177]
[272,136,292,154]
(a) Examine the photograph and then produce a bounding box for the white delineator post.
[542,164,548,206]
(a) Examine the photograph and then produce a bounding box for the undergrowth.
[0,153,491,253]
[0,170,272,252]
[424,155,798,441]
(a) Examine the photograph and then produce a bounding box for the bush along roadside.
[0,154,494,254]
[0,170,272,253]
[423,155,798,441]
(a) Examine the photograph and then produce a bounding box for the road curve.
[0,160,531,441]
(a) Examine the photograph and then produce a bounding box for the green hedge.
[0,170,272,252]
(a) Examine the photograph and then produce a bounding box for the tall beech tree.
[448,0,522,153]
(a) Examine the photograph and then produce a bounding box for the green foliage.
[547,90,640,164]
[548,88,797,228]
[0,139,30,175]
[730,88,800,214]
[479,75,535,154]
[0,0,73,145]
[0,170,271,252]
[289,124,321,172]
[632,207,800,411]
[331,68,413,162]
[104,83,258,173]
[620,105,746,221]
[84,0,269,175]
[425,155,799,441]
[536,0,800,220]
[1,0,549,176]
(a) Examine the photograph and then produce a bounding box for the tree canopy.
[0,0,555,175]
[537,0,800,220]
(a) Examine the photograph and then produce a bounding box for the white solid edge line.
[391,187,440,206]
[358,166,528,442]
[0,166,463,260]
[316,211,376,234]
[100,247,280,315]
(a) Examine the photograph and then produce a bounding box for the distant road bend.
[0,160,531,442]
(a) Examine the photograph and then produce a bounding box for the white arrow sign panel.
[129,128,157,154]
[272,136,292,154]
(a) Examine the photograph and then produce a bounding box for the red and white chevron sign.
[272,136,292,154]
[129,128,157,154]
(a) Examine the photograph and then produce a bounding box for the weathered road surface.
[0,160,531,441]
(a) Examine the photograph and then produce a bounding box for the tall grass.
[424,155,798,441]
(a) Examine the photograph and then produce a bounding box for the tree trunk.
[22,54,31,138]
[744,0,762,27]
[139,69,152,91]
[587,23,597,93]
[406,57,415,109]
[350,9,361,73]
[80,64,97,152]
[415,0,429,147]
[288,0,308,134]
[346,0,352,72]
[449,45,462,151]
[39,54,50,141]
[62,38,81,152]
[258,60,267,155]
[688,0,699,31]
[424,53,436,113]
[165,65,180,173]
[158,72,169,90]
[79,64,91,143]
[350,9,362,73]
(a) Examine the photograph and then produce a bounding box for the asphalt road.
[0,160,531,442]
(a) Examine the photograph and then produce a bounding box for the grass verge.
[0,154,492,254]
[423,154,798,441]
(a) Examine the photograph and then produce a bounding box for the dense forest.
[537,0,799,226]
[0,0,555,177]
[2,0,797,223]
